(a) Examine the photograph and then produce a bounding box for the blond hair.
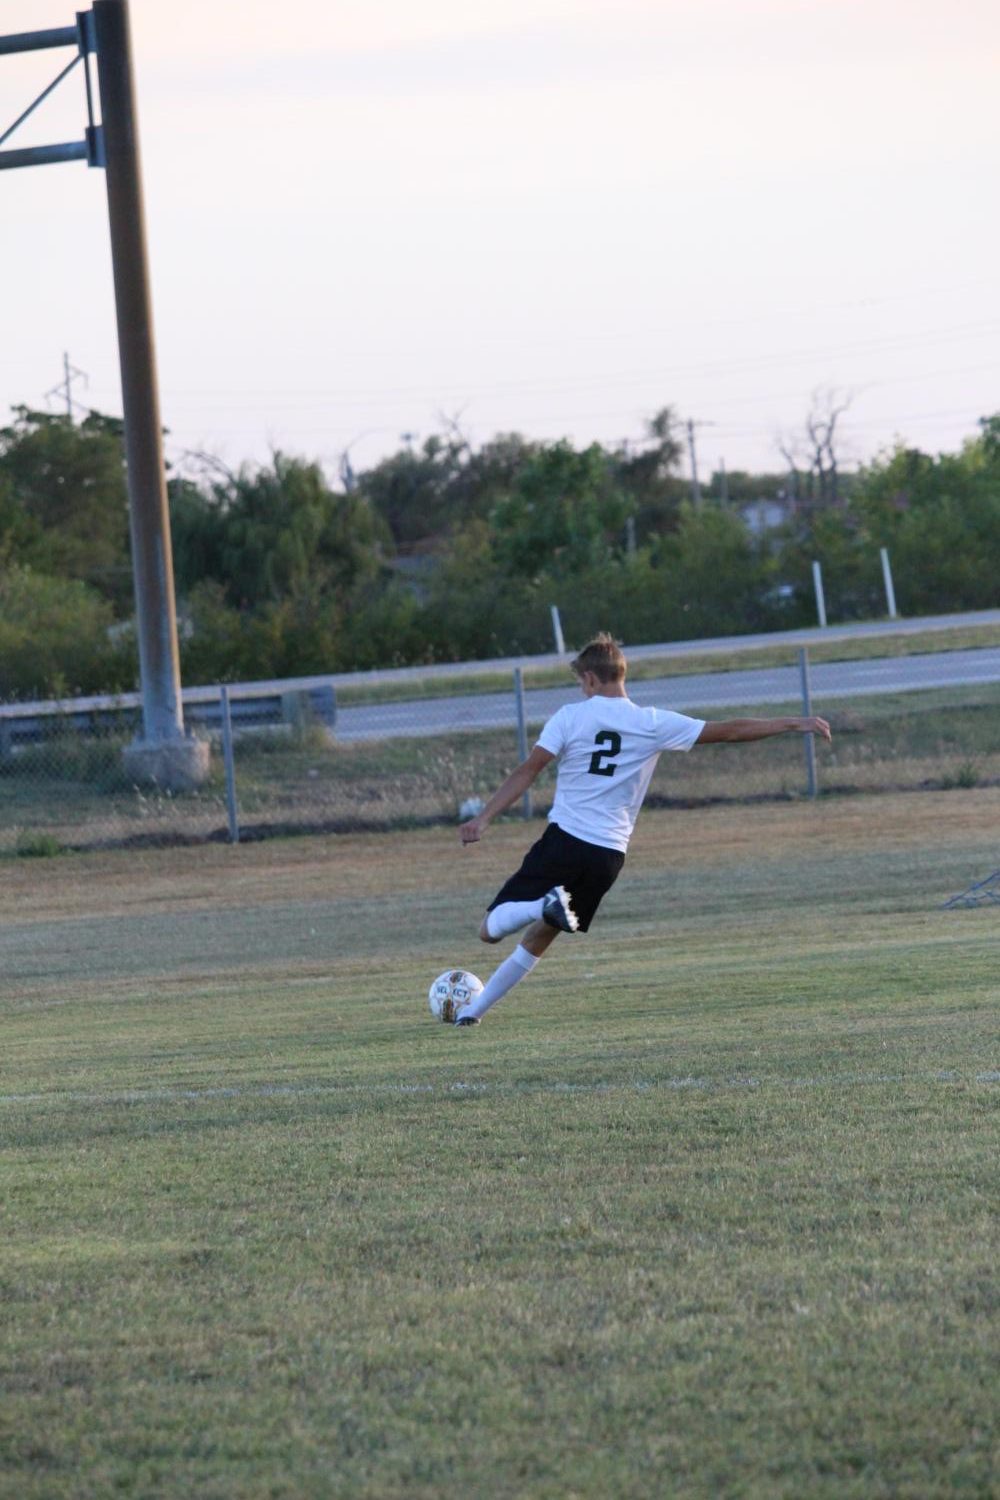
[571,632,627,684]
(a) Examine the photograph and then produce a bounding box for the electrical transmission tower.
[46,352,88,419]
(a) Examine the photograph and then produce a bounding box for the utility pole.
[0,4,208,789]
[92,0,208,788]
[685,420,700,507]
[684,418,715,508]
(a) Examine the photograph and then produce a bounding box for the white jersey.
[536,695,704,852]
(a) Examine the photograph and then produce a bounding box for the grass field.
[1,793,998,1497]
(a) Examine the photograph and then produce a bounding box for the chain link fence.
[2,645,1000,856]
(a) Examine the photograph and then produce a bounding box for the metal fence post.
[550,605,566,655]
[798,647,818,799]
[220,685,240,843]
[513,667,532,819]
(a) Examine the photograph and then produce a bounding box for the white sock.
[465,944,540,1020]
[486,899,545,940]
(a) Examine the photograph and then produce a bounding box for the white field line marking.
[0,1069,996,1110]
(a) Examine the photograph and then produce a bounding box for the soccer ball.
[428,969,484,1023]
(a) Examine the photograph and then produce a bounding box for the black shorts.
[487,822,625,933]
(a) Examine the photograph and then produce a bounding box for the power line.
[105,318,1000,407]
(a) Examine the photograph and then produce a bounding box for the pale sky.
[3,0,998,485]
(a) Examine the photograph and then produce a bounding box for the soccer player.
[454,632,831,1026]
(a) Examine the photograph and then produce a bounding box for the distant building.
[739,495,793,536]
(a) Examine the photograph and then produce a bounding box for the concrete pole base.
[123,735,211,793]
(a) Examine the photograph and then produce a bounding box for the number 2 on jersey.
[587,729,622,776]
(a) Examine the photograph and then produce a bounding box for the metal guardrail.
[0,677,337,754]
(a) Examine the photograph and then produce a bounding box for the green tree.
[612,407,686,542]
[656,504,779,636]
[848,416,1000,614]
[174,453,389,608]
[417,520,549,659]
[978,413,1000,463]
[358,430,551,551]
[491,442,629,578]
[168,475,230,596]
[441,432,542,531]
[888,493,1000,613]
[549,550,677,649]
[773,508,880,622]
[172,454,398,680]
[0,407,132,610]
[0,564,135,698]
[357,434,467,549]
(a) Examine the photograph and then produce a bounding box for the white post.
[550,604,566,655]
[811,560,828,628]
[513,668,532,819]
[880,546,898,618]
[220,685,240,844]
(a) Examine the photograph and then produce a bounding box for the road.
[325,607,1000,690]
[334,643,1000,743]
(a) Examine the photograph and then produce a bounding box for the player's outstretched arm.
[459,746,556,844]
[696,715,832,745]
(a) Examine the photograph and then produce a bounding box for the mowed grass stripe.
[2,1066,997,1116]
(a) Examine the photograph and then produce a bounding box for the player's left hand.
[460,816,486,844]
